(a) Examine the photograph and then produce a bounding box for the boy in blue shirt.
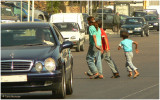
[118,32,140,78]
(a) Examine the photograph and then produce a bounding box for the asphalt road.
[1,30,159,99]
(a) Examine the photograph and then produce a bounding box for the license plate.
[149,26,153,27]
[1,75,27,82]
[128,30,133,33]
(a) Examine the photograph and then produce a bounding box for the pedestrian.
[97,20,120,78]
[118,31,140,78]
[113,12,120,34]
[85,16,103,79]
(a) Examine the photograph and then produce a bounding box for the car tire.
[141,31,144,37]
[146,30,149,37]
[38,15,44,20]
[52,67,66,98]
[157,28,159,31]
[66,68,73,95]
[76,41,80,52]
[80,43,84,51]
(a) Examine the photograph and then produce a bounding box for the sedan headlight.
[154,23,158,26]
[134,27,142,31]
[35,62,43,72]
[44,58,56,72]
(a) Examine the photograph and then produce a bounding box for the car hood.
[61,31,80,38]
[1,46,57,60]
[122,24,142,28]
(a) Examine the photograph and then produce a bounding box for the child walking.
[118,32,140,78]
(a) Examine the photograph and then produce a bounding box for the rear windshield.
[145,16,158,21]
[54,23,79,32]
[133,12,146,17]
[97,9,112,13]
[1,28,55,47]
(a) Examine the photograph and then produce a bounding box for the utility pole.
[21,0,22,22]
[90,0,92,15]
[28,0,30,22]
[102,0,103,29]
[87,0,89,15]
[32,0,34,22]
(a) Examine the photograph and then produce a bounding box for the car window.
[1,7,14,16]
[13,7,26,16]
[126,18,143,24]
[54,23,79,32]
[145,16,158,21]
[106,15,113,20]
[53,26,64,44]
[1,28,55,47]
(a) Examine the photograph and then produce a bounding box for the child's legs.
[125,52,138,71]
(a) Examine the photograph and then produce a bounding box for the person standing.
[113,12,120,34]
[86,16,103,79]
[97,20,120,78]
[118,32,140,78]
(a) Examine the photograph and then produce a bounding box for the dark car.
[2,2,41,22]
[144,9,159,17]
[1,5,20,23]
[1,22,73,98]
[132,11,147,17]
[95,13,129,31]
[120,17,149,37]
[144,15,159,31]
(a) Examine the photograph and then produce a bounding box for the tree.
[46,1,61,14]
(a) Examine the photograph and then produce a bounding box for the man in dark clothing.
[113,12,120,34]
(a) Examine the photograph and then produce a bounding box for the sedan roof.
[1,22,51,29]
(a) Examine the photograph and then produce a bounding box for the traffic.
[1,1,159,99]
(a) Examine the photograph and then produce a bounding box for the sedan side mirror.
[60,41,73,52]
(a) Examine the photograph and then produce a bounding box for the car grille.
[126,28,134,30]
[1,60,33,72]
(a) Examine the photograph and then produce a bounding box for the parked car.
[54,22,85,52]
[4,1,47,22]
[1,22,74,98]
[95,13,129,31]
[132,10,147,17]
[1,5,20,23]
[2,2,41,22]
[144,9,159,17]
[120,17,149,37]
[144,15,159,31]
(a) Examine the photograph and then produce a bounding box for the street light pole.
[32,0,34,22]
[90,0,92,16]
[28,0,30,22]
[102,0,103,29]
[21,0,22,22]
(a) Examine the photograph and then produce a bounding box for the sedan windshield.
[125,18,144,24]
[54,23,79,32]
[2,28,55,47]
[145,16,158,21]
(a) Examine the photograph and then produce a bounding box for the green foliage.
[46,1,61,14]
